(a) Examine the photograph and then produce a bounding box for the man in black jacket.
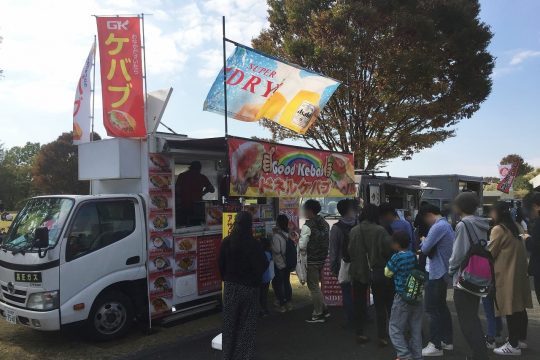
[299,199,330,323]
[524,192,540,305]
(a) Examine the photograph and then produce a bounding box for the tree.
[32,132,100,195]
[252,0,494,169]
[500,154,533,176]
[0,142,40,209]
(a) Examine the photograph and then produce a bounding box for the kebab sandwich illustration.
[326,154,355,195]
[230,141,265,195]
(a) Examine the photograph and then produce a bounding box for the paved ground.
[127,297,540,360]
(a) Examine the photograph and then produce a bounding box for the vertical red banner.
[96,16,146,138]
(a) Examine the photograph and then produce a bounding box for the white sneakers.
[422,342,444,357]
[494,342,522,356]
[441,342,454,351]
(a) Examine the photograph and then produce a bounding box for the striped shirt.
[385,250,417,295]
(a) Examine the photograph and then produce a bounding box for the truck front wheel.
[86,290,134,341]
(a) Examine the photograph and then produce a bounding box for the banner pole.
[222,15,228,138]
[90,35,97,142]
[141,13,149,132]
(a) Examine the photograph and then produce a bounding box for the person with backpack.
[523,191,540,306]
[448,192,491,360]
[349,204,394,346]
[329,199,358,329]
[299,199,330,323]
[386,231,425,360]
[271,214,296,312]
[419,204,455,357]
[488,202,533,356]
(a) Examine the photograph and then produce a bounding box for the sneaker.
[305,314,326,323]
[322,308,331,318]
[422,342,444,357]
[273,300,280,307]
[285,302,293,311]
[378,338,389,347]
[356,335,370,344]
[518,341,528,349]
[485,336,496,349]
[441,342,454,351]
[276,306,287,313]
[494,342,521,356]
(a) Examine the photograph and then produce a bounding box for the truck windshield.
[3,198,74,250]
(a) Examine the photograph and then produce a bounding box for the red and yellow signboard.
[227,137,355,198]
[96,16,146,138]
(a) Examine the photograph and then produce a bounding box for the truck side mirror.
[34,227,49,249]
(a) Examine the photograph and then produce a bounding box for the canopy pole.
[222,16,228,138]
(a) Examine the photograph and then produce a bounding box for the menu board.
[321,257,342,306]
[148,153,175,318]
[197,234,222,295]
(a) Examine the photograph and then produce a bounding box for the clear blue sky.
[0,0,538,178]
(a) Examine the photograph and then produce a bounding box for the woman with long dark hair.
[488,202,533,356]
[219,211,268,360]
[271,214,294,312]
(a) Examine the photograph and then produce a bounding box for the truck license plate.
[5,309,16,324]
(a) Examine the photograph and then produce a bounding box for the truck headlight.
[27,291,59,310]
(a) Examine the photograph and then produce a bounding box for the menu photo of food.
[149,272,173,296]
[149,231,173,254]
[149,253,173,274]
[150,294,173,317]
[260,204,274,221]
[174,253,197,276]
[252,221,266,240]
[149,190,173,211]
[205,205,223,226]
[149,174,172,190]
[174,236,197,254]
[149,153,172,173]
[149,211,173,232]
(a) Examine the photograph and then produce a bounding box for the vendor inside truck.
[175,160,215,227]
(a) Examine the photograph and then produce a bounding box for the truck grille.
[1,284,27,305]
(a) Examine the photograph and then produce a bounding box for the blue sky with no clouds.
[0,0,538,177]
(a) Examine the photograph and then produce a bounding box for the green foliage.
[0,142,40,209]
[253,0,494,169]
[499,154,534,176]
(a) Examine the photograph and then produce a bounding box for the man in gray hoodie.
[448,192,491,360]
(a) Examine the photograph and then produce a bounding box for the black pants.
[371,278,395,339]
[534,276,540,306]
[454,289,488,360]
[353,281,369,336]
[223,282,259,360]
[425,278,453,348]
[272,267,292,306]
[507,310,528,348]
[259,282,270,313]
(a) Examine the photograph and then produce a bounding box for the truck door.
[59,197,144,325]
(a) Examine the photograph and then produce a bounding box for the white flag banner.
[73,42,95,144]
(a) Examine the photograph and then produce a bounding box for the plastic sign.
[227,137,355,198]
[204,46,340,134]
[96,16,146,138]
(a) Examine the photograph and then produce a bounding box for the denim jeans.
[340,282,355,324]
[481,294,502,339]
[424,277,453,348]
[389,295,423,360]
[454,289,489,360]
[272,266,292,306]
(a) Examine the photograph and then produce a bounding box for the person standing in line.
[380,203,415,251]
[488,202,533,356]
[419,204,455,357]
[349,204,394,346]
[271,214,294,313]
[523,192,540,306]
[219,211,269,360]
[386,231,423,360]
[329,199,358,329]
[448,192,491,360]
[260,237,274,317]
[414,202,431,270]
[299,199,330,323]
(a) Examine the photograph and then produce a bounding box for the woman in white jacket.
[272,215,294,312]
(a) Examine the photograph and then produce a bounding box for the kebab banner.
[96,16,145,138]
[73,42,95,144]
[497,162,520,194]
[228,137,355,198]
[203,45,340,134]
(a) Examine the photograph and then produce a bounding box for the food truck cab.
[0,132,356,340]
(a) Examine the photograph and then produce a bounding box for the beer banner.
[73,42,95,144]
[204,45,340,134]
[96,16,145,138]
[227,137,355,198]
[497,162,520,194]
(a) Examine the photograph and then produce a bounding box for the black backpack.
[278,232,298,272]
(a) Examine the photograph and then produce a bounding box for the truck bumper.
[0,300,60,331]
